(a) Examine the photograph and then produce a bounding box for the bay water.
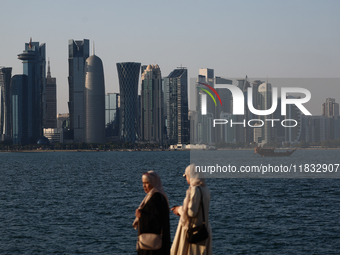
[0,150,339,254]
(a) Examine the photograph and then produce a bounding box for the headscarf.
[180,164,206,229]
[132,170,169,229]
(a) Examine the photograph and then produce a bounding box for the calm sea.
[0,150,340,254]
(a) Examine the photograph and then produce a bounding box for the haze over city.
[1,0,339,115]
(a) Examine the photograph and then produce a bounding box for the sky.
[1,0,339,115]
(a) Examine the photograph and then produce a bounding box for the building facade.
[105,93,120,138]
[164,68,189,144]
[11,75,28,145]
[45,60,57,128]
[84,55,105,144]
[17,38,46,144]
[68,39,89,143]
[140,64,164,144]
[0,67,12,140]
[116,62,141,143]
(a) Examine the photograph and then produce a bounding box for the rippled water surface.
[0,150,340,254]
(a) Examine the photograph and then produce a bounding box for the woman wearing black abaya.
[133,171,170,255]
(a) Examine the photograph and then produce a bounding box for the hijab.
[180,164,206,229]
[132,170,169,229]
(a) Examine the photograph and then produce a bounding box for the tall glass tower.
[17,38,46,144]
[11,75,28,145]
[141,64,164,144]
[0,67,12,140]
[68,39,89,143]
[45,60,57,128]
[116,62,141,143]
[164,68,189,145]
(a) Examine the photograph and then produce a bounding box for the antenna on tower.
[93,41,95,55]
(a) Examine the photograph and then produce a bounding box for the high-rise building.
[164,68,189,144]
[84,55,105,144]
[140,64,164,144]
[116,62,141,143]
[258,82,273,145]
[11,75,28,145]
[105,93,120,138]
[45,60,57,128]
[17,38,46,144]
[322,98,339,118]
[68,39,89,143]
[0,67,12,140]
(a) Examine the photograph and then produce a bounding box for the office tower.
[284,96,302,143]
[68,39,89,142]
[141,64,164,144]
[215,77,232,143]
[164,68,189,144]
[322,98,339,118]
[105,93,120,138]
[116,62,141,143]
[17,38,46,144]
[45,60,57,128]
[258,82,273,144]
[84,54,105,144]
[0,67,12,140]
[11,75,28,145]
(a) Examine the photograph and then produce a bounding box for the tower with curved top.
[116,62,141,143]
[84,54,105,144]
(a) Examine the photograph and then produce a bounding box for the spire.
[29,37,32,49]
[47,58,51,78]
[93,41,95,55]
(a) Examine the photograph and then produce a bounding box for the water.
[0,150,339,254]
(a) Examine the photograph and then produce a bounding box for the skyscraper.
[45,60,57,128]
[116,62,141,143]
[84,54,105,144]
[11,75,28,145]
[17,38,46,144]
[258,82,273,144]
[0,67,12,140]
[68,39,89,143]
[322,98,339,118]
[140,64,164,144]
[105,93,120,138]
[164,68,189,144]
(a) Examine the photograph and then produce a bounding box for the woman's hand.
[171,206,180,216]
[135,209,141,218]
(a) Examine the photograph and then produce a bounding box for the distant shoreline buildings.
[0,38,339,146]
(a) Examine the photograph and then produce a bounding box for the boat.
[254,146,296,157]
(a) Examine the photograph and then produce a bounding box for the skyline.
[1,0,339,115]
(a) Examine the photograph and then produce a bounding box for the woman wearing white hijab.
[170,164,212,255]
[133,170,170,255]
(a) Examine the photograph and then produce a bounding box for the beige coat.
[171,185,212,255]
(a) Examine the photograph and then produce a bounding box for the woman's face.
[186,174,190,185]
[142,177,153,193]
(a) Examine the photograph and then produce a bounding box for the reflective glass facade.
[68,39,89,142]
[116,62,141,143]
[0,67,12,139]
[105,93,120,137]
[141,64,164,144]
[45,60,57,128]
[17,40,46,144]
[11,75,28,145]
[164,68,189,144]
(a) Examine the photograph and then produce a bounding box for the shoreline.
[1,147,340,153]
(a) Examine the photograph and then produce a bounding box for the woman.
[133,170,170,255]
[171,164,212,255]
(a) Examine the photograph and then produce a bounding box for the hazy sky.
[1,0,339,114]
